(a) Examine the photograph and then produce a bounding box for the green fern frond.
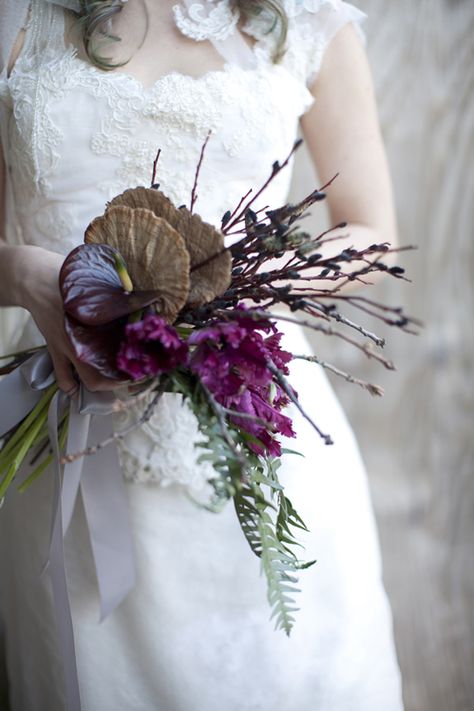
[234,485,262,557]
[234,457,315,636]
[169,372,314,634]
[258,510,301,635]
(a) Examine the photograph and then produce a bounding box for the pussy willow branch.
[320,293,423,331]
[266,360,333,445]
[61,390,163,465]
[190,130,211,214]
[293,354,384,397]
[191,138,417,357]
[210,309,396,370]
[221,188,252,229]
[222,138,304,233]
[150,148,161,188]
[302,302,386,346]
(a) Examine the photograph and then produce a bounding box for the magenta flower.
[189,313,295,454]
[117,314,188,381]
[225,385,295,457]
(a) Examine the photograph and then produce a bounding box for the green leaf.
[281,447,304,457]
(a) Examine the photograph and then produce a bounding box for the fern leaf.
[259,524,300,635]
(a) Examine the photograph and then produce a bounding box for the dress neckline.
[63,44,312,106]
[67,48,265,95]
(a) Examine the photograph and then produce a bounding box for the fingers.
[74,361,124,393]
[50,352,79,396]
[52,351,123,395]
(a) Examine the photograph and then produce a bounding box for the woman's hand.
[13,244,122,395]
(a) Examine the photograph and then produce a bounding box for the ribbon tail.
[61,400,91,536]
[80,413,136,621]
[47,391,82,711]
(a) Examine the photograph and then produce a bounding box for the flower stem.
[0,392,57,499]
[18,413,69,494]
[0,384,57,471]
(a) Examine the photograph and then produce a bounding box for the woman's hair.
[76,0,288,70]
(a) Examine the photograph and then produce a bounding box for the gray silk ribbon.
[0,349,136,711]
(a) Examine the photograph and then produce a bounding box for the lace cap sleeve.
[276,0,367,87]
[0,0,31,77]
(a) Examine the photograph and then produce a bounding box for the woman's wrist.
[0,243,63,311]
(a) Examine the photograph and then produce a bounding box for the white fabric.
[0,0,403,708]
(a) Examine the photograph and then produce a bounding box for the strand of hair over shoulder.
[73,0,289,70]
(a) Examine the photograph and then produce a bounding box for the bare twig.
[61,390,164,464]
[294,354,384,396]
[213,308,397,370]
[307,303,386,346]
[222,188,252,228]
[223,139,303,232]
[151,149,161,187]
[190,131,211,213]
[266,361,333,445]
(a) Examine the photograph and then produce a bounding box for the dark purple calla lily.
[64,314,128,380]
[60,244,163,326]
[60,243,170,378]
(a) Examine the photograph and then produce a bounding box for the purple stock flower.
[189,312,295,454]
[117,314,188,381]
[226,384,295,457]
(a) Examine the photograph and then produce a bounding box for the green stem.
[0,345,44,361]
[0,384,58,469]
[0,401,54,499]
[18,413,70,494]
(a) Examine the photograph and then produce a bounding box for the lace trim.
[25,48,305,200]
[114,392,216,491]
[173,0,240,42]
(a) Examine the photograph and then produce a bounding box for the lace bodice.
[0,0,365,489]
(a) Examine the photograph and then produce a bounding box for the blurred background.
[289,1,474,709]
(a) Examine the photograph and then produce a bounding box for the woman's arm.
[0,141,43,310]
[300,24,398,286]
[1,28,121,393]
[0,141,119,393]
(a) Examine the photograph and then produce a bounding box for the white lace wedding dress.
[0,0,404,709]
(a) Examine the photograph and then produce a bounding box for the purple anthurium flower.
[60,244,164,326]
[60,243,169,377]
[64,314,128,381]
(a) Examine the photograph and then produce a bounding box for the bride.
[0,0,404,709]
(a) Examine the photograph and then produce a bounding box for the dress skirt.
[0,321,404,710]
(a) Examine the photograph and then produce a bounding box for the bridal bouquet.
[0,139,416,634]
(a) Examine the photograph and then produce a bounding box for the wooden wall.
[289,1,474,708]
